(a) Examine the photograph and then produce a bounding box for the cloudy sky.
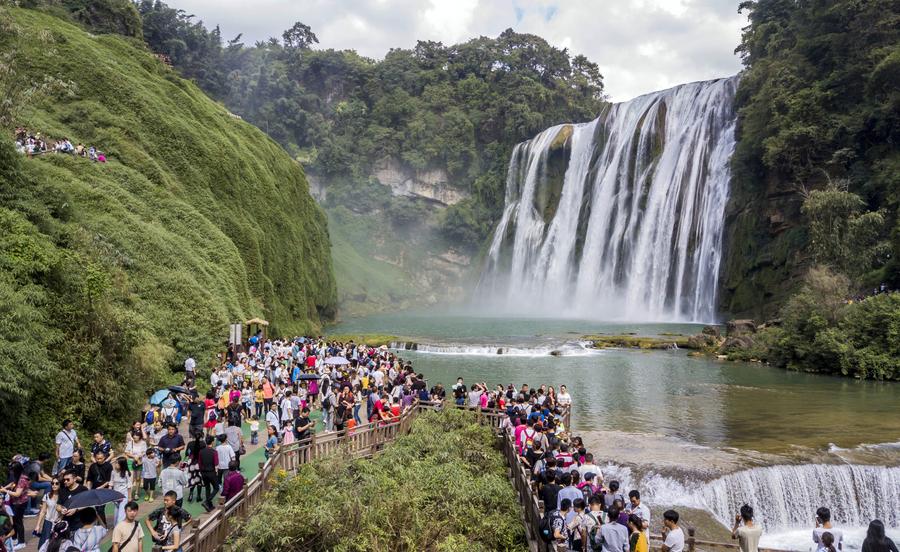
[170,0,747,101]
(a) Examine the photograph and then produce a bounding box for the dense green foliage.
[739,268,900,380]
[721,0,900,377]
[234,408,527,552]
[722,0,900,316]
[135,0,605,246]
[0,7,336,458]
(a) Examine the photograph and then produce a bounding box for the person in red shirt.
[221,462,245,502]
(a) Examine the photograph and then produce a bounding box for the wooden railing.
[173,401,787,552]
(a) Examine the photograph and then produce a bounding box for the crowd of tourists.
[3,334,899,552]
[12,128,108,162]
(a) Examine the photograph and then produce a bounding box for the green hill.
[0,7,336,457]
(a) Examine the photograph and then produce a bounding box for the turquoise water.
[330,312,900,455]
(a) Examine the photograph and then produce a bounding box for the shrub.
[231,409,528,552]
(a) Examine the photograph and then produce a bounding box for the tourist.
[111,501,144,552]
[34,477,60,549]
[90,432,112,463]
[629,513,650,552]
[661,510,685,552]
[57,470,88,528]
[814,507,843,552]
[140,447,160,502]
[732,504,762,552]
[294,407,313,441]
[160,461,188,508]
[4,462,33,550]
[862,520,898,552]
[125,424,147,500]
[557,385,572,406]
[565,497,589,551]
[70,508,107,552]
[158,425,186,468]
[225,420,243,468]
[574,452,601,482]
[146,492,190,551]
[602,481,623,510]
[198,436,220,511]
[265,402,281,434]
[601,504,630,552]
[322,384,336,431]
[540,471,561,511]
[626,489,650,538]
[185,431,205,503]
[215,435,235,484]
[110,458,133,526]
[54,420,80,475]
[187,396,206,438]
[557,472,581,511]
[221,461,245,502]
[551,498,571,552]
[264,425,279,460]
[24,453,52,514]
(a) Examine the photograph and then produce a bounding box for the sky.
[169,0,747,102]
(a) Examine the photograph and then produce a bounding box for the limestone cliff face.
[719,172,808,320]
[373,158,468,206]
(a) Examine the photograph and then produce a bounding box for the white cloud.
[168,0,746,102]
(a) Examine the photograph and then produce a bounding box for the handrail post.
[688,527,696,552]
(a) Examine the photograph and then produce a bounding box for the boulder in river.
[726,319,757,336]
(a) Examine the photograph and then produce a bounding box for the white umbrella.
[324,356,350,366]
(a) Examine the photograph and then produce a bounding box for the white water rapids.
[479,76,739,323]
[603,462,900,550]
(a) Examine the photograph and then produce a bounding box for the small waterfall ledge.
[478,76,739,323]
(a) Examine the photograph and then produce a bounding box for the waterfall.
[641,464,900,533]
[479,76,739,322]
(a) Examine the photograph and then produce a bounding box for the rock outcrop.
[373,158,467,206]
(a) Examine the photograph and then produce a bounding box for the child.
[249,416,260,445]
[141,448,160,502]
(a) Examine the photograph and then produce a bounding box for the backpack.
[587,511,603,551]
[322,395,332,410]
[521,428,536,454]
[538,509,562,543]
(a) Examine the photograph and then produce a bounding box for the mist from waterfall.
[478,76,739,322]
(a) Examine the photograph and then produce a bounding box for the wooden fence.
[173,402,789,552]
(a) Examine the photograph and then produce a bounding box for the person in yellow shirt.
[630,514,650,552]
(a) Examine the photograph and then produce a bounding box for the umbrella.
[149,389,171,406]
[296,373,321,380]
[161,398,177,408]
[324,356,350,366]
[379,344,389,350]
[64,489,125,510]
[168,385,197,397]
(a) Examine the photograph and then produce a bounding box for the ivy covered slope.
[721,0,899,317]
[0,7,336,457]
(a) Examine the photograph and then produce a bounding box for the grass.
[11,8,336,337]
[583,334,695,349]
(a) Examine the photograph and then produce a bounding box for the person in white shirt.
[662,510,685,552]
[280,390,294,423]
[54,419,80,475]
[214,435,235,484]
[575,453,603,482]
[557,385,573,406]
[813,507,843,552]
[160,463,189,507]
[627,490,651,540]
[184,357,196,376]
[265,403,280,433]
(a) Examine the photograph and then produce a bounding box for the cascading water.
[479,76,739,322]
[614,463,900,546]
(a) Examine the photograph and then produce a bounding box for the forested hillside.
[722,0,899,316]
[0,5,336,457]
[134,0,607,313]
[719,0,900,378]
